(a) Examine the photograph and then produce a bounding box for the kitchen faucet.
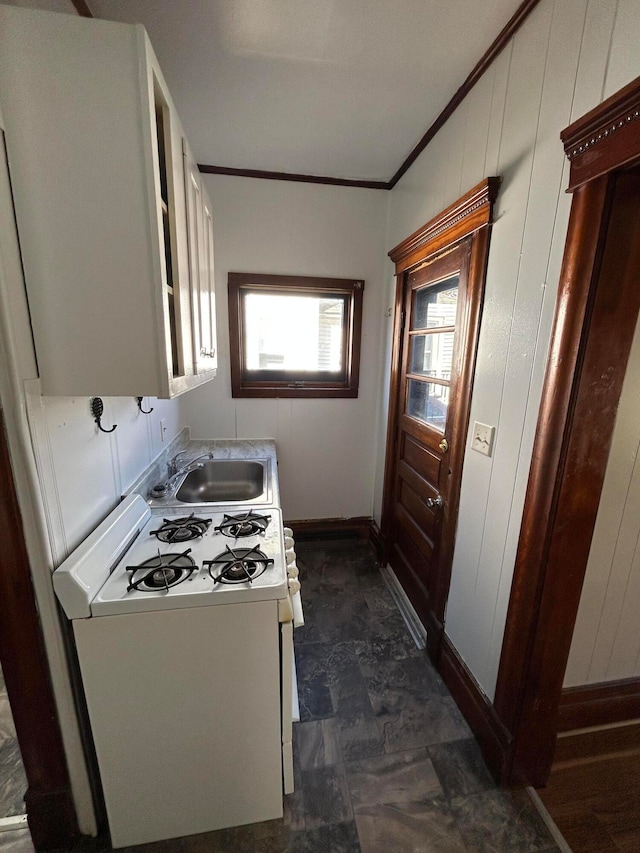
[168,450,214,476]
[150,452,214,498]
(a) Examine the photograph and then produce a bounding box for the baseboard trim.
[558,676,640,731]
[439,634,512,783]
[24,785,79,851]
[286,516,373,540]
[380,564,426,650]
[368,520,385,564]
[554,719,640,764]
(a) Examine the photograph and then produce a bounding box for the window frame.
[228,272,364,398]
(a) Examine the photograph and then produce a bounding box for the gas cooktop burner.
[204,546,274,585]
[214,511,271,539]
[149,514,212,543]
[126,549,196,592]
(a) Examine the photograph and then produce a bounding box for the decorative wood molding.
[558,677,640,732]
[562,76,640,191]
[368,520,385,565]
[493,77,640,790]
[286,516,373,541]
[71,0,94,17]
[555,721,640,764]
[493,177,610,749]
[198,164,388,191]
[388,178,500,269]
[439,635,512,783]
[388,0,543,188]
[494,168,640,787]
[0,411,79,850]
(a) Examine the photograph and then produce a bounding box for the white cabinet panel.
[183,139,217,377]
[0,6,216,399]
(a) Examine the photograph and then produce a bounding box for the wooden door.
[388,242,471,650]
[382,179,499,660]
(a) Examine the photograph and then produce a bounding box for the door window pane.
[407,379,449,431]
[410,332,454,380]
[413,276,459,330]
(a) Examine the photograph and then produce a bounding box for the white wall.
[181,175,389,522]
[379,0,640,700]
[565,310,640,687]
[26,390,183,561]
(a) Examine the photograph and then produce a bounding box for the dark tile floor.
[2,539,560,852]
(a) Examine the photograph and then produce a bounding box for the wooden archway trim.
[562,76,640,191]
[389,178,501,269]
[0,410,79,848]
[494,75,640,786]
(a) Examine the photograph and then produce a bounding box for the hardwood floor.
[537,749,640,852]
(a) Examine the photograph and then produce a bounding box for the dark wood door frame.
[0,409,79,850]
[381,178,500,658]
[494,76,640,787]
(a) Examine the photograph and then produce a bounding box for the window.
[228,273,364,398]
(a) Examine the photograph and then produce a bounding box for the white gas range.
[53,494,302,849]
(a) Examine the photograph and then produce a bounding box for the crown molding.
[389,177,500,267]
[71,0,94,17]
[77,0,541,190]
[197,164,388,190]
[387,0,543,189]
[562,75,640,191]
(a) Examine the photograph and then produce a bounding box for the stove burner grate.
[204,545,274,585]
[126,549,196,592]
[150,514,212,543]
[214,511,271,539]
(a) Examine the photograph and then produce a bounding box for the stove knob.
[288,578,301,595]
[287,564,299,579]
[283,527,294,538]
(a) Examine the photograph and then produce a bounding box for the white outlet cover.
[471,421,495,457]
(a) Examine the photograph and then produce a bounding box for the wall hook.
[136,396,154,415]
[90,397,117,433]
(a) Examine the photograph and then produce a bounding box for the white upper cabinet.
[183,139,218,377]
[0,6,217,398]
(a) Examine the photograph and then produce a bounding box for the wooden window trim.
[228,272,364,398]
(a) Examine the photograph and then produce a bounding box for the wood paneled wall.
[382,0,640,699]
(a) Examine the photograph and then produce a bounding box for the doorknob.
[439,439,449,453]
[427,495,443,509]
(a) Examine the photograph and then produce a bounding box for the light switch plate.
[471,421,495,457]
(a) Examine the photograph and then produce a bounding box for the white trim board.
[380,563,427,650]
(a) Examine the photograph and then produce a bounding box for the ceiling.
[89,0,525,182]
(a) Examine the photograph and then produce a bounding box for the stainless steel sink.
[175,459,267,504]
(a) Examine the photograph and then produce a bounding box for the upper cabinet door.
[202,194,218,373]
[183,138,217,376]
[0,6,216,398]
